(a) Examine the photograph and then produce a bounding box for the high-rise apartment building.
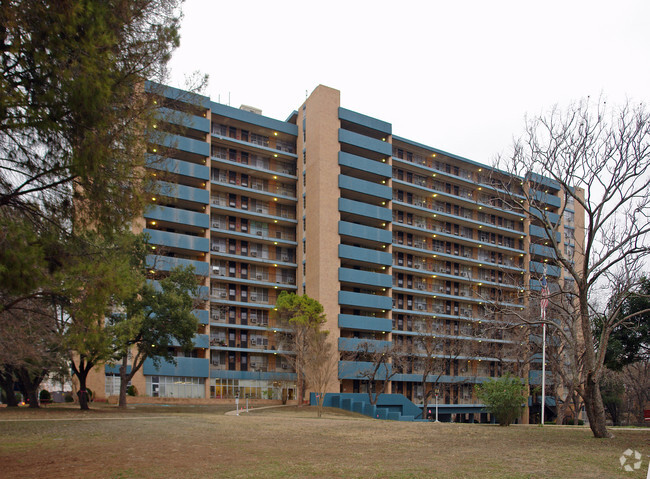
[90,84,582,421]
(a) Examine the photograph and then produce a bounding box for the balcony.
[338,151,391,178]
[338,291,392,311]
[157,133,210,157]
[144,205,209,229]
[193,309,209,325]
[529,224,561,242]
[339,129,392,156]
[529,207,560,226]
[338,267,392,289]
[146,254,209,277]
[147,155,210,181]
[339,221,391,245]
[338,337,392,353]
[339,198,392,223]
[143,356,209,378]
[339,360,390,380]
[157,181,209,205]
[156,107,210,133]
[338,107,392,135]
[530,243,557,260]
[532,190,562,209]
[339,175,392,201]
[144,228,209,253]
[338,314,392,333]
[530,261,560,277]
[339,244,392,266]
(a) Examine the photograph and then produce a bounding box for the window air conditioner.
[251,317,258,324]
[256,231,263,236]
[257,208,264,213]
[219,292,226,298]
[250,339,256,345]
[250,295,257,301]
[282,256,289,262]
[417,304,424,310]
[282,364,288,369]
[418,285,425,290]
[256,274,263,280]
[414,264,421,269]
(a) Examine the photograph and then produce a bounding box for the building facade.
[89,84,583,420]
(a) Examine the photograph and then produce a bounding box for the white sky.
[167,0,650,164]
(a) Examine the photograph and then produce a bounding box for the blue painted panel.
[338,291,392,310]
[339,244,392,266]
[529,207,560,226]
[210,370,297,381]
[338,129,392,156]
[338,107,392,134]
[146,155,210,181]
[194,334,209,349]
[339,221,391,244]
[339,175,392,200]
[527,172,560,191]
[143,357,209,378]
[146,254,209,276]
[338,337,392,352]
[144,205,209,228]
[529,261,560,277]
[529,224,561,242]
[529,243,557,259]
[144,229,209,253]
[105,364,132,374]
[533,190,561,208]
[158,133,209,157]
[157,181,209,204]
[210,102,298,136]
[193,309,209,325]
[339,198,392,222]
[338,268,392,288]
[338,314,393,332]
[339,361,391,380]
[338,151,392,177]
[145,81,210,108]
[156,107,210,133]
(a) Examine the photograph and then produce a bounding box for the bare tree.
[495,99,650,437]
[342,340,408,406]
[303,330,337,418]
[621,361,650,425]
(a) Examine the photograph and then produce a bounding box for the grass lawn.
[0,404,648,478]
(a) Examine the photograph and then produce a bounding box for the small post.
[435,389,440,422]
[246,397,249,413]
[235,394,240,416]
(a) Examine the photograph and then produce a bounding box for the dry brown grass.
[0,404,648,478]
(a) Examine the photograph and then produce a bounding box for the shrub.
[127,385,137,396]
[476,374,526,426]
[39,389,52,401]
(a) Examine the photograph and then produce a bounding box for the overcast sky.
[167,0,650,164]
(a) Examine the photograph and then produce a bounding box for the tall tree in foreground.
[274,292,327,406]
[303,330,337,418]
[57,232,143,410]
[111,264,200,408]
[496,99,650,437]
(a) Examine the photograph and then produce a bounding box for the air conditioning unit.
[282,256,289,262]
[250,362,256,368]
[219,292,226,298]
[251,251,258,257]
[250,338,256,345]
[418,284,425,290]
[460,292,466,296]
[282,364,288,369]
[414,264,421,269]
[256,231,263,236]
[417,304,424,310]
[251,316,258,324]
[256,274,263,280]
[256,208,263,213]
[288,278,294,284]
[211,245,220,251]
[250,295,257,301]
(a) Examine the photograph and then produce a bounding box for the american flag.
[540,271,549,320]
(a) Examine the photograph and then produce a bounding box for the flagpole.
[541,322,546,426]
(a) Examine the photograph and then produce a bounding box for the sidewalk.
[224,404,292,416]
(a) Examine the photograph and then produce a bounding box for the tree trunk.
[16,367,42,409]
[0,370,19,407]
[76,367,91,410]
[584,374,611,438]
[118,355,129,408]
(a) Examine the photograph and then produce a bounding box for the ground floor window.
[105,373,130,396]
[145,376,205,398]
[210,378,296,400]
